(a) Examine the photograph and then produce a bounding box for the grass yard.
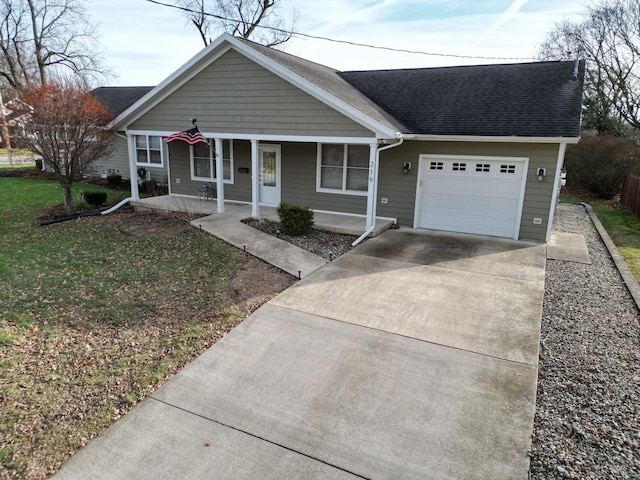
[0,177,295,479]
[0,149,37,169]
[592,202,640,282]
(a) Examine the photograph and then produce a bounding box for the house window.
[317,144,369,195]
[135,135,163,166]
[190,139,233,183]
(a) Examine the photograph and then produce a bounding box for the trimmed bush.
[106,174,122,185]
[276,202,314,236]
[83,191,107,206]
[564,136,640,200]
[140,179,158,195]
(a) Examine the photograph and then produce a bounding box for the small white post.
[214,138,224,213]
[128,134,140,200]
[365,143,379,230]
[251,139,259,217]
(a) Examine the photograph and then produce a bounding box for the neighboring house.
[90,86,158,180]
[109,33,584,242]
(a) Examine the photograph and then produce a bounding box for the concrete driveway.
[54,229,546,480]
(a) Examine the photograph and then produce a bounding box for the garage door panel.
[417,157,526,239]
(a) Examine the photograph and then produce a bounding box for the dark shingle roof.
[91,86,154,117]
[339,60,585,138]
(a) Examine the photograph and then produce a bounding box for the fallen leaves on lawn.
[0,211,296,480]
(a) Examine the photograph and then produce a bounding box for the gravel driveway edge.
[582,202,640,310]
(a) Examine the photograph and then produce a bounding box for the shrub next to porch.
[277,202,314,236]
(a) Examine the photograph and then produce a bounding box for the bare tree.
[0,0,107,89]
[177,0,295,47]
[12,83,114,214]
[538,0,640,133]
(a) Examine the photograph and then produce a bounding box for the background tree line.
[539,0,640,199]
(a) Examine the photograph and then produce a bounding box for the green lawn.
[0,177,293,479]
[592,203,640,282]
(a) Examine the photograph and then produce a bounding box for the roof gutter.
[352,136,404,246]
[402,134,580,144]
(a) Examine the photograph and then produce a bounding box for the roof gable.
[339,61,585,138]
[113,34,400,138]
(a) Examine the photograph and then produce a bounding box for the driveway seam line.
[349,251,545,285]
[268,303,539,369]
[148,397,373,480]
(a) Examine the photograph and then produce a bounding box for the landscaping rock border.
[530,204,640,479]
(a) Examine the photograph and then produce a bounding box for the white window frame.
[316,143,369,196]
[189,139,234,184]
[135,134,164,167]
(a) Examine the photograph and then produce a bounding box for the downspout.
[352,137,404,246]
[545,142,567,242]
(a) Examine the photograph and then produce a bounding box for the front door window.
[259,145,280,207]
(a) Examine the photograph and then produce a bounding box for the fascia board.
[403,134,581,144]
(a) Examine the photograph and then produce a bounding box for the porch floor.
[130,195,395,237]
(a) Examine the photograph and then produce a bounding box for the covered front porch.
[130,195,395,237]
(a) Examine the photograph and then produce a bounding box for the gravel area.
[530,204,640,479]
[241,218,358,261]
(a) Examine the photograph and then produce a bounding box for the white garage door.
[415,155,527,239]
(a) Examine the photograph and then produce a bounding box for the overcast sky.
[87,0,585,86]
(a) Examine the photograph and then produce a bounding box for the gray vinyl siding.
[93,133,129,178]
[167,140,367,214]
[129,49,373,138]
[280,143,366,215]
[377,141,561,242]
[167,140,252,202]
[94,133,169,183]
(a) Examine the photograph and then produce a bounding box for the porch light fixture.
[403,162,411,174]
[537,168,546,181]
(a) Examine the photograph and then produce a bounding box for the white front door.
[259,144,281,207]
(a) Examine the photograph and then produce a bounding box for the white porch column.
[365,143,379,230]
[251,139,259,217]
[214,138,224,213]
[127,134,140,200]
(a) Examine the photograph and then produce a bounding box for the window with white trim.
[317,143,369,195]
[135,135,163,166]
[190,139,233,183]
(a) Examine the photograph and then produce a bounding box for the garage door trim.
[413,154,529,239]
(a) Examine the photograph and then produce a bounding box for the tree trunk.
[62,181,74,215]
[26,0,47,85]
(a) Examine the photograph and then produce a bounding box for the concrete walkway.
[190,210,327,279]
[53,222,549,479]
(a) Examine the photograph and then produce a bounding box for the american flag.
[162,126,207,145]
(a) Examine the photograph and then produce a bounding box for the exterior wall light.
[537,168,546,181]
[403,162,411,174]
